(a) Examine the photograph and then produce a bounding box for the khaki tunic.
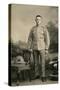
[27,25,50,50]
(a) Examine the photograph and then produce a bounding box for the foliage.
[47,21,58,53]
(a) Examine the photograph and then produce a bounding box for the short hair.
[36,15,42,18]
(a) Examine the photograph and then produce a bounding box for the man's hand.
[45,50,49,61]
[45,50,48,54]
[28,49,33,52]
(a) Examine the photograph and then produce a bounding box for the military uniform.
[27,25,50,79]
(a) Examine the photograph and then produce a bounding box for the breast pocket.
[38,31,44,39]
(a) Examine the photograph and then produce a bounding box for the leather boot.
[41,77,47,82]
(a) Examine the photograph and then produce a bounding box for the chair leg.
[27,69,31,82]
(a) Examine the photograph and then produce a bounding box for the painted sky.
[11,4,58,43]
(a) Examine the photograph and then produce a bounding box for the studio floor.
[12,78,58,86]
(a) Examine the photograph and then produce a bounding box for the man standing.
[27,15,50,82]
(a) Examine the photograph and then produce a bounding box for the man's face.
[35,16,42,25]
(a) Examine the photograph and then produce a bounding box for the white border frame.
[0,0,60,90]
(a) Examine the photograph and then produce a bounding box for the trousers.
[33,50,45,77]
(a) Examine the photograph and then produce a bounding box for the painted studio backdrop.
[9,4,58,86]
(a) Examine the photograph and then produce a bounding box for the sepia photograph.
[8,4,58,86]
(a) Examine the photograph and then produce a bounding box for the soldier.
[27,15,50,82]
